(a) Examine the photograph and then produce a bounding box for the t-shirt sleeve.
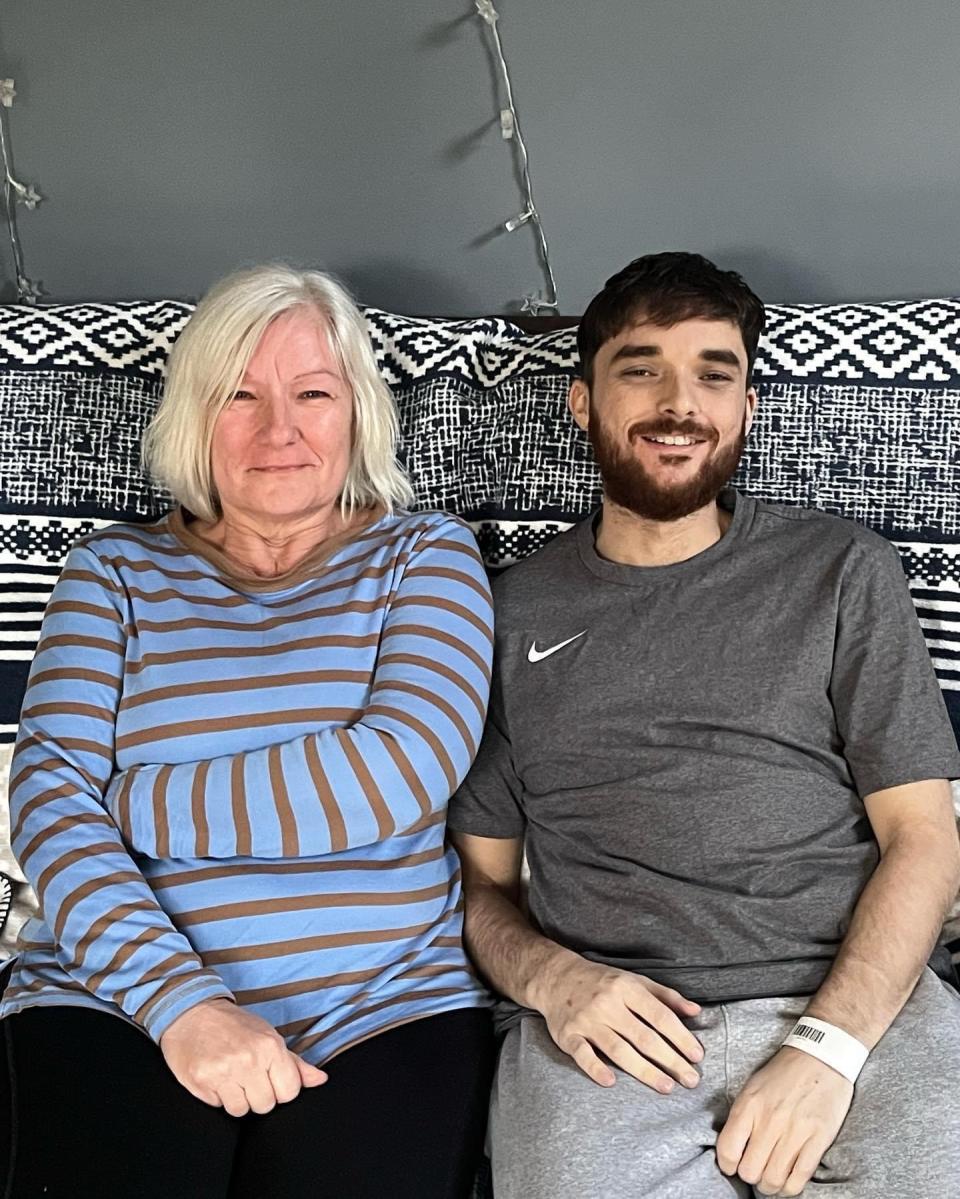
[829,534,960,797]
[447,655,526,839]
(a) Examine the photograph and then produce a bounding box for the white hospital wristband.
[781,1017,869,1084]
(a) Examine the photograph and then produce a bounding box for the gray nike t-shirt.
[449,490,960,1005]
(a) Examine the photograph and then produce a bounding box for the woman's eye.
[231,390,255,401]
[300,390,331,400]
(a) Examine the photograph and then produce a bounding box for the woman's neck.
[195,506,352,579]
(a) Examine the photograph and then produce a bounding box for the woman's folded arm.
[11,543,235,1039]
[105,517,495,859]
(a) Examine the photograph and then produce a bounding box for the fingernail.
[658,1079,675,1094]
[683,1072,700,1088]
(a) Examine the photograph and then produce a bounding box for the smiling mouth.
[250,465,312,472]
[640,435,707,447]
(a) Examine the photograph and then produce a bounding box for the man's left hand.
[715,1047,853,1196]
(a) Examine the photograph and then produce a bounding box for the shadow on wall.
[0,265,17,305]
[346,260,487,318]
[718,178,960,305]
[712,249,836,308]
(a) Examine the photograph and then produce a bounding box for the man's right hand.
[531,950,705,1092]
[159,998,327,1116]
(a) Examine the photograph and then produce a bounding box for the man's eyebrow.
[700,349,742,369]
[610,344,660,364]
[609,345,743,369]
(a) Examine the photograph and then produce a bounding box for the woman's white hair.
[143,264,414,521]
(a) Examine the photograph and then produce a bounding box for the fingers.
[754,1137,803,1197]
[295,1055,328,1088]
[216,1052,326,1116]
[780,1140,822,1197]
[715,1101,753,1176]
[566,1035,616,1088]
[267,1053,307,1107]
[244,1073,285,1116]
[229,1052,328,1114]
[735,1120,782,1188]
[218,1082,252,1119]
[560,1020,699,1093]
[614,1018,701,1088]
[543,965,706,1092]
[716,1048,846,1194]
[644,979,702,1017]
[161,1003,316,1117]
[627,981,704,1066]
[588,1030,684,1094]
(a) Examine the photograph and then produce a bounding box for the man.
[448,252,960,1198]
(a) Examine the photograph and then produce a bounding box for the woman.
[2,266,495,1198]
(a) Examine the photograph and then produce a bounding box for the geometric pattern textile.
[368,302,960,745]
[1,297,958,748]
[0,297,959,974]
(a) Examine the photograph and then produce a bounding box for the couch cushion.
[1,298,958,732]
[1,298,958,952]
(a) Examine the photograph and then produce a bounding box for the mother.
[3,266,495,1198]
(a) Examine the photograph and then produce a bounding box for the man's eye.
[623,367,653,377]
[702,373,732,383]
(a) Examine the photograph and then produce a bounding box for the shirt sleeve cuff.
[138,976,236,1042]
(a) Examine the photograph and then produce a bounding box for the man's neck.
[594,496,732,567]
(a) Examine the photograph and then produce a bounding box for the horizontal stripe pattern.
[5,537,957,742]
[4,509,493,1061]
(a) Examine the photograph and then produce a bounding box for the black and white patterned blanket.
[0,298,958,744]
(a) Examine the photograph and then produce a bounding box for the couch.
[1,294,958,964]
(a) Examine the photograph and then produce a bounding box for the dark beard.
[588,413,747,522]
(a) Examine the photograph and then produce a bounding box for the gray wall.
[3,1,960,313]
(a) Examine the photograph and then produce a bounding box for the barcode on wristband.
[793,1024,825,1044]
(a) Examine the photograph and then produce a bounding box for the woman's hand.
[159,998,327,1116]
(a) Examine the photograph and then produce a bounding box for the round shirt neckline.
[575,488,754,586]
[167,504,388,592]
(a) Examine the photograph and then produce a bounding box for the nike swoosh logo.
[527,631,587,663]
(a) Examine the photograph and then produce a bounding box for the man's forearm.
[461,881,579,1011]
[805,832,960,1047]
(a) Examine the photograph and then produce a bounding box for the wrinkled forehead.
[244,307,342,377]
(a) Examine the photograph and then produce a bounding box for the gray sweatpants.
[490,968,960,1198]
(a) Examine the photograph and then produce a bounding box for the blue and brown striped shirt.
[4,507,493,1062]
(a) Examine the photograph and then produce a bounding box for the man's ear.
[569,378,590,431]
[744,387,758,436]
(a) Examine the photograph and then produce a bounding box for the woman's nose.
[258,396,299,443]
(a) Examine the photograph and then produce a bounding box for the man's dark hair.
[577,251,765,384]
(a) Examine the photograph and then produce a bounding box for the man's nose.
[657,377,699,419]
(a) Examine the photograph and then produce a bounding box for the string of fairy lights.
[0,7,559,313]
[474,1,559,314]
[0,77,42,303]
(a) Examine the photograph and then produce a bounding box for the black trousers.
[1,1004,494,1199]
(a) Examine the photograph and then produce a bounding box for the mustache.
[627,418,718,443]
